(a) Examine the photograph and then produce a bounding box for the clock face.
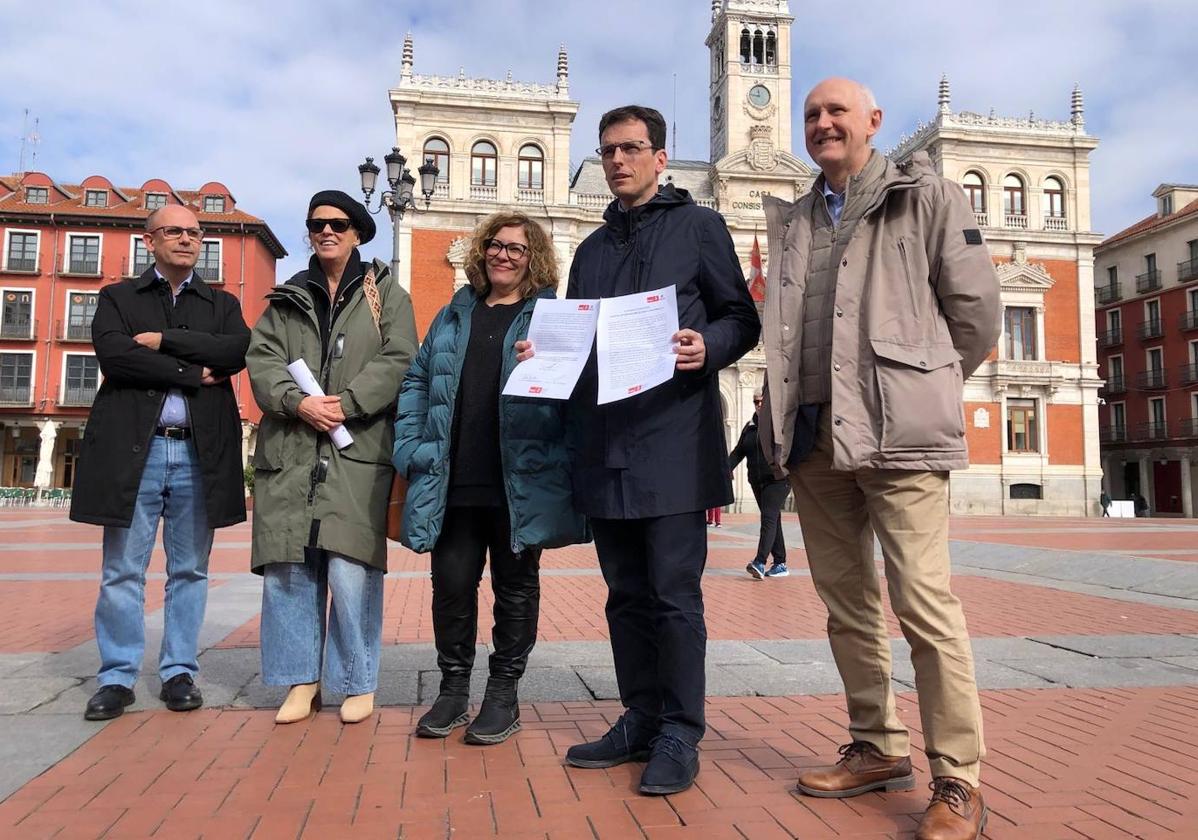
[748,85,771,108]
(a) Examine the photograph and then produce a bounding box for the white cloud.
[3,0,1196,277]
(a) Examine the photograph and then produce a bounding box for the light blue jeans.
[260,554,384,695]
[95,436,213,688]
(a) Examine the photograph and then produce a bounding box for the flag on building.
[747,234,766,302]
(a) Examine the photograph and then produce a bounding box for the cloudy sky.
[3,0,1196,278]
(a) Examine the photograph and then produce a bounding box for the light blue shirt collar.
[153,269,194,298]
[821,179,845,226]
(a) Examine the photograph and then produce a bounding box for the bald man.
[758,78,1000,840]
[72,203,250,720]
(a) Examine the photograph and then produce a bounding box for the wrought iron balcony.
[1135,421,1169,441]
[57,320,92,342]
[1179,258,1198,283]
[1181,362,1198,386]
[1095,282,1122,305]
[1135,269,1162,294]
[1099,424,1128,443]
[0,385,32,406]
[1,257,37,273]
[122,257,154,278]
[1097,327,1123,347]
[1181,311,1198,332]
[1137,319,1164,340]
[0,319,35,340]
[1102,374,1126,395]
[1178,417,1198,439]
[59,387,97,407]
[1134,369,1167,390]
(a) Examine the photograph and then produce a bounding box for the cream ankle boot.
[275,683,321,724]
[340,692,375,724]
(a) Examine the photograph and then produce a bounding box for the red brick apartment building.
[0,171,285,489]
[1095,183,1198,516]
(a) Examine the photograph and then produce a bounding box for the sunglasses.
[306,218,353,234]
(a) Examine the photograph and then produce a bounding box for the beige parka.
[759,151,1001,474]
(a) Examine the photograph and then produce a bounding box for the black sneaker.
[638,733,699,795]
[416,693,470,738]
[159,674,203,712]
[464,678,520,745]
[565,712,655,769]
[84,684,135,721]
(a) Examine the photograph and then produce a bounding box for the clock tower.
[706,0,794,164]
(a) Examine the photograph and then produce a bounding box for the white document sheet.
[502,298,600,400]
[595,285,679,405]
[286,359,353,450]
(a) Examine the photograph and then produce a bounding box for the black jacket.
[729,415,783,488]
[566,185,760,518]
[70,266,250,528]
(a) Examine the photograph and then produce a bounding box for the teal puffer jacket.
[393,285,588,554]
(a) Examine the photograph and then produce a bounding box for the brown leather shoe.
[794,741,914,798]
[915,777,987,840]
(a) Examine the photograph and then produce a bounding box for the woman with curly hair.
[393,211,586,744]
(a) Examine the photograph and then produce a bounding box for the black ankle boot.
[416,673,470,738]
[464,677,520,745]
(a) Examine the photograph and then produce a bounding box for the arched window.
[753,29,764,65]
[1003,174,1025,217]
[962,171,985,215]
[1044,176,1065,218]
[471,141,497,187]
[518,144,543,190]
[422,138,449,184]
[765,31,777,66]
[739,28,751,63]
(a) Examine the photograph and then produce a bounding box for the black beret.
[308,189,376,244]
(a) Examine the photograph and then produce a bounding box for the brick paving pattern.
[1,510,1197,838]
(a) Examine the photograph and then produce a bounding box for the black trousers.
[429,505,541,682]
[591,511,707,745]
[750,480,789,565]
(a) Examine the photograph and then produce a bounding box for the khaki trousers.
[789,412,984,784]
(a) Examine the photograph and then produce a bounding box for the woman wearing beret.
[248,190,417,724]
[394,211,586,744]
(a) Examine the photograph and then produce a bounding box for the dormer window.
[1161,194,1174,217]
[203,195,226,213]
[25,186,48,205]
[84,189,108,208]
[145,192,167,210]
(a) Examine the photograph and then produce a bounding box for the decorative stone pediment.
[446,236,470,291]
[713,148,812,179]
[996,243,1054,292]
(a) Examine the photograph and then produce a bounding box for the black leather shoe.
[84,685,135,721]
[159,674,203,712]
[638,734,699,795]
[416,692,471,738]
[565,712,656,769]
[464,678,520,745]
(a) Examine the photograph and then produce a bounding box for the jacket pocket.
[870,339,964,452]
[895,237,920,323]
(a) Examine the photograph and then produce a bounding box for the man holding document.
[521,104,758,794]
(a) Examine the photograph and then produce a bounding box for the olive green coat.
[247,259,417,572]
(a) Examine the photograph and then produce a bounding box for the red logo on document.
[627,385,643,395]
[528,386,543,394]
[577,303,593,311]
[645,294,662,303]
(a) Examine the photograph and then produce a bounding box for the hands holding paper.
[517,330,705,370]
[298,395,346,432]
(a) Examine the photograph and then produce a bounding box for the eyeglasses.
[596,141,656,159]
[484,239,529,260]
[306,218,353,234]
[149,226,205,240]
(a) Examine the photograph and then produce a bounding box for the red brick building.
[1094,184,1198,516]
[0,171,285,489]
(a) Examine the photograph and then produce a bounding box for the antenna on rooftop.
[18,109,41,173]
[672,74,678,159]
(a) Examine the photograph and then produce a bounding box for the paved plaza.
[1,509,1196,838]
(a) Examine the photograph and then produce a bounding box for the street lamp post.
[358,147,439,282]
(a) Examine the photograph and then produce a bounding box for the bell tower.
[706,0,794,164]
